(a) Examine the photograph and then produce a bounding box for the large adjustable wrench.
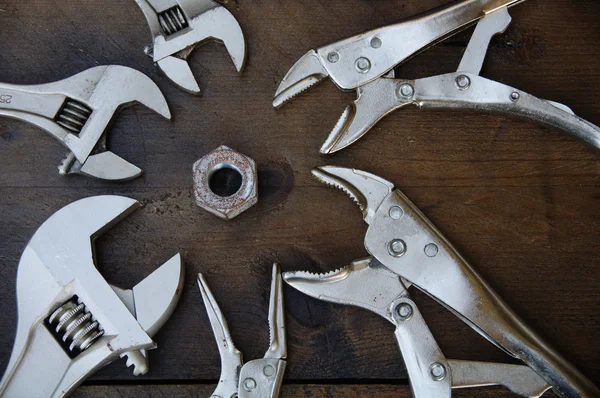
[0,196,184,397]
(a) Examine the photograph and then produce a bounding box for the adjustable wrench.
[0,66,171,181]
[0,196,184,397]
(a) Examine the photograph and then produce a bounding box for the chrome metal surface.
[449,360,552,397]
[135,0,246,93]
[198,264,286,398]
[0,196,184,397]
[273,50,329,109]
[274,1,600,155]
[0,66,170,180]
[301,166,600,397]
[283,257,551,397]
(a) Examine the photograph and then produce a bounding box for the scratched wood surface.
[0,0,599,396]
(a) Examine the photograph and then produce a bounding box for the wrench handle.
[0,84,65,118]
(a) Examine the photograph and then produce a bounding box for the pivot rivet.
[355,57,371,73]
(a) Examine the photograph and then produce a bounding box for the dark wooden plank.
[73,384,559,398]
[0,0,598,391]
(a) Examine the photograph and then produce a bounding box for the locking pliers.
[135,0,246,93]
[0,196,184,397]
[274,0,600,154]
[0,66,171,181]
[283,166,600,398]
[197,264,286,398]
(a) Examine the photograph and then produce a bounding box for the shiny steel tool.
[274,0,600,154]
[0,66,171,181]
[0,196,184,397]
[197,264,286,398]
[284,166,600,398]
[135,0,246,93]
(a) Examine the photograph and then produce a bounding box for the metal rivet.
[263,364,275,377]
[389,206,404,220]
[430,363,447,381]
[455,75,471,90]
[327,52,340,63]
[397,83,414,99]
[370,37,382,48]
[243,378,257,392]
[424,243,439,257]
[355,57,371,73]
[510,92,520,102]
[388,239,407,257]
[395,303,413,320]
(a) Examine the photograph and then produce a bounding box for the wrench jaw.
[191,6,247,74]
[59,151,143,182]
[117,253,185,376]
[273,50,330,109]
[157,55,201,94]
[311,166,394,225]
[63,66,170,179]
[43,65,171,163]
[64,65,171,161]
[58,134,143,182]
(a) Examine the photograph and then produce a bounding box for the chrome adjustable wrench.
[274,0,600,154]
[0,196,184,397]
[0,66,171,181]
[135,0,247,93]
[284,166,600,398]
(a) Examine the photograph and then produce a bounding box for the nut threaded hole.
[209,165,243,197]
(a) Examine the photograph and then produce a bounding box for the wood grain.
[0,0,598,395]
[73,384,559,397]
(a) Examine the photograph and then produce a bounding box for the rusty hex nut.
[193,146,258,220]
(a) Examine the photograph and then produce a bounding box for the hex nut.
[193,146,258,220]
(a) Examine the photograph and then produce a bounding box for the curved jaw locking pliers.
[283,166,600,398]
[273,0,600,154]
[135,0,247,94]
[0,196,184,397]
[197,264,287,398]
[0,66,171,181]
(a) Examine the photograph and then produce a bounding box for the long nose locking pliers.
[197,264,287,398]
[0,66,171,181]
[274,0,600,154]
[283,166,600,398]
[0,196,184,397]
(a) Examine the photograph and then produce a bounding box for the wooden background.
[1,0,599,396]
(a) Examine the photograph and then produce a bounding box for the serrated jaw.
[311,166,395,224]
[273,50,329,108]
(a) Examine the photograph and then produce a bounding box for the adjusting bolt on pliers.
[0,196,185,397]
[135,0,247,94]
[283,166,600,398]
[197,264,287,398]
[0,66,171,181]
[274,0,600,154]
